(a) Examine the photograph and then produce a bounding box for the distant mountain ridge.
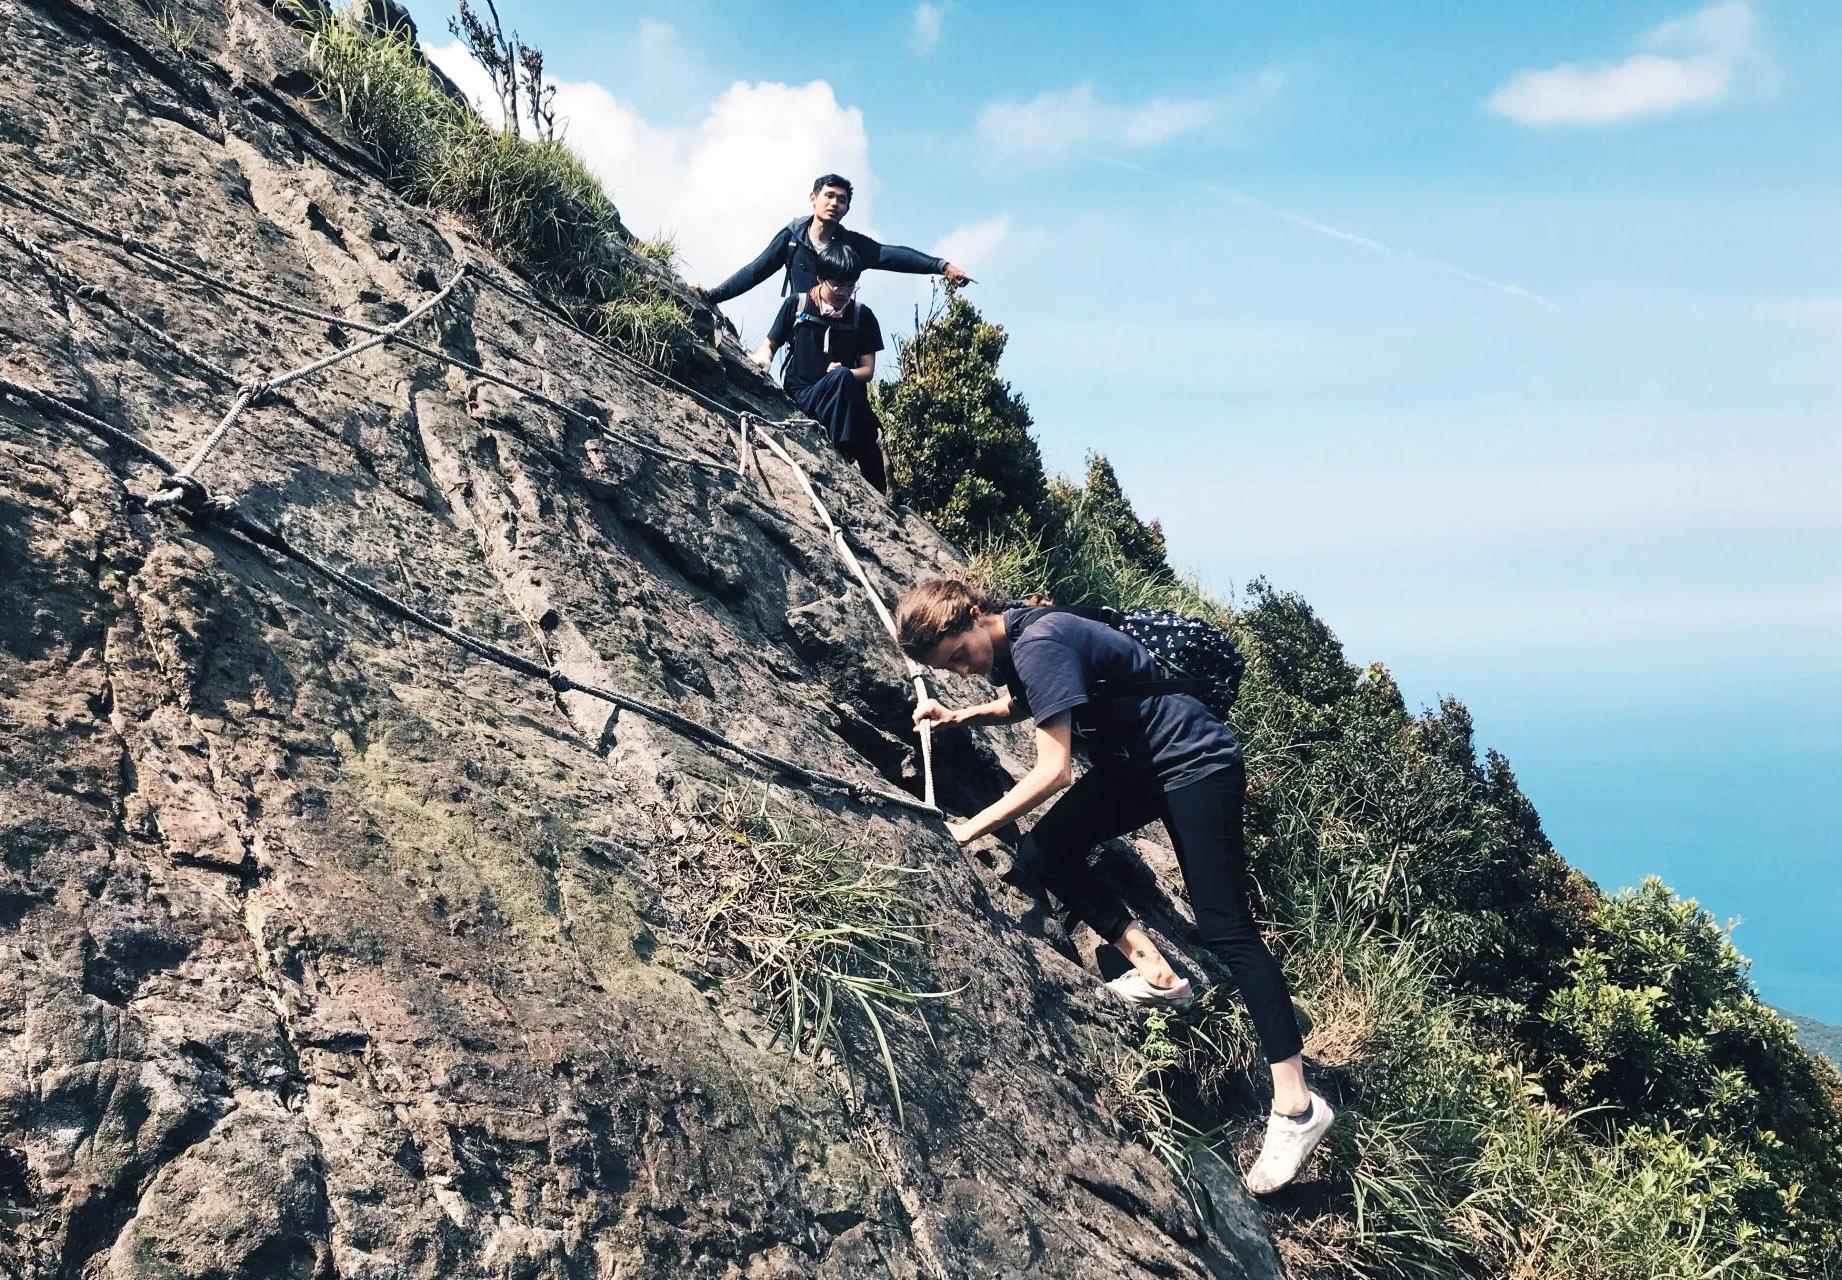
[1783,1011,1842,1067]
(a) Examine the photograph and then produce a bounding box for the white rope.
[145,268,469,508]
[0,177,940,811]
[742,415,937,809]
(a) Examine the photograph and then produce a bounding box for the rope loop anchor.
[141,472,210,512]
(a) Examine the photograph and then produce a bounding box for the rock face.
[0,1,1282,1276]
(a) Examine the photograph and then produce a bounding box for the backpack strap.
[1013,603,1113,631]
[781,217,810,296]
[1092,676,1212,700]
[1010,605,1062,637]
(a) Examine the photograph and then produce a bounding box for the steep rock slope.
[0,1,1280,1276]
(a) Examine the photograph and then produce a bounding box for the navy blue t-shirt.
[995,608,1241,791]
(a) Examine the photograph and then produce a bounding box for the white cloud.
[426,41,886,341]
[978,83,1215,160]
[636,18,679,59]
[1487,1,1769,127]
[931,216,1010,275]
[911,2,944,55]
[976,68,1285,162]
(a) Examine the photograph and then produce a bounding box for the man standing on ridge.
[691,173,975,306]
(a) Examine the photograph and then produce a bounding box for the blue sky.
[409,2,1842,1019]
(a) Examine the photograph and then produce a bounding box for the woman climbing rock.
[895,576,1334,1196]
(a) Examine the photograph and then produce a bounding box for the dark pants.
[793,367,887,492]
[1020,760,1304,1062]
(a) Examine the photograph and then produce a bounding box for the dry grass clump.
[674,788,955,1123]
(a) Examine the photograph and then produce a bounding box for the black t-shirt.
[766,295,884,398]
[995,608,1241,791]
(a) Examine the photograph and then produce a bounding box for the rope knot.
[143,473,209,512]
[547,668,573,693]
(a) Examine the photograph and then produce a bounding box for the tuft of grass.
[290,1,461,183]
[422,123,625,296]
[966,518,1231,623]
[597,293,697,370]
[629,235,679,269]
[288,2,692,365]
[680,789,957,1124]
[143,1,204,55]
[1095,1008,1233,1192]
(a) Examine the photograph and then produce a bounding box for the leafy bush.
[1460,1106,1793,1280]
[1538,880,1842,1264]
[1233,579,1595,1002]
[1045,452,1170,579]
[879,284,1049,545]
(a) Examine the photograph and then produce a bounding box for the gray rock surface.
[0,1,1283,1275]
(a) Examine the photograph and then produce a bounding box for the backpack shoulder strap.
[781,217,810,295]
[1011,605,1059,638]
[1013,603,1110,636]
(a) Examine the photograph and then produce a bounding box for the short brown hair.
[895,577,1003,661]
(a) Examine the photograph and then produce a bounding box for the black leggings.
[1019,760,1304,1062]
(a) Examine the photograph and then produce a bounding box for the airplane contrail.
[1103,157,1562,313]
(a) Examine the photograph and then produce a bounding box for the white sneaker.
[1244,1091,1334,1195]
[1103,971,1196,1009]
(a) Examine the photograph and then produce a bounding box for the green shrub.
[1044,452,1170,579]
[879,284,1049,545]
[1539,880,1842,1265]
[1461,1109,1789,1280]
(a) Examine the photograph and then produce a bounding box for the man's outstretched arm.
[853,232,976,283]
[698,229,792,305]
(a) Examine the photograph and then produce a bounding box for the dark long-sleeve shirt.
[705,218,946,305]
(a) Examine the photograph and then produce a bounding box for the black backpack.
[1015,604,1246,720]
[779,292,865,376]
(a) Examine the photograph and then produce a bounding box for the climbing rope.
[146,266,468,510]
[0,373,939,818]
[0,212,240,386]
[741,414,938,809]
[0,177,944,816]
[458,259,943,806]
[0,178,732,477]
